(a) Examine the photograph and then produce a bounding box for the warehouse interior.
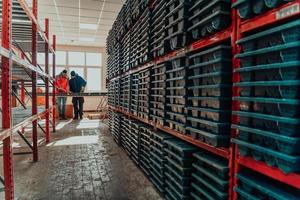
[1,0,300,199]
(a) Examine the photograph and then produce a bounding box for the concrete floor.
[0,119,163,200]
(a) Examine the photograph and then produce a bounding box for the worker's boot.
[62,114,67,120]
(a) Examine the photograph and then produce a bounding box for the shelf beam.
[240,1,300,33]
[110,106,230,159]
[238,156,300,190]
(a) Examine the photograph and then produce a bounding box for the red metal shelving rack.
[108,0,300,199]
[0,0,56,199]
[108,1,237,199]
[232,1,300,198]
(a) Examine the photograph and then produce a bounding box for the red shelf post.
[31,0,38,162]
[52,35,56,132]
[1,0,14,199]
[229,0,241,199]
[45,18,50,143]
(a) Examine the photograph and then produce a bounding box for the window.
[69,67,84,78]
[38,53,54,65]
[56,51,67,65]
[86,53,102,66]
[68,51,85,66]
[39,50,103,92]
[87,68,101,91]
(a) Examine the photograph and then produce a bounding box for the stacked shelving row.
[106,0,150,76]
[131,7,151,68]
[121,116,131,154]
[0,0,57,199]
[130,121,141,165]
[139,126,152,176]
[108,0,300,199]
[108,110,233,200]
[187,44,232,147]
[130,73,139,116]
[164,139,197,200]
[232,1,300,198]
[165,55,187,134]
[150,62,167,126]
[138,68,151,120]
[151,0,168,58]
[111,112,122,145]
[191,151,229,199]
[149,130,173,194]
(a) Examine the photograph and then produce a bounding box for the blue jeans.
[56,97,67,116]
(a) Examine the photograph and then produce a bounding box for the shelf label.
[276,3,299,19]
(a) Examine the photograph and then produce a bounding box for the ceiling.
[25,0,125,47]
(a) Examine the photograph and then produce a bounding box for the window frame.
[39,50,103,92]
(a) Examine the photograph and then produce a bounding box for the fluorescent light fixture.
[79,37,95,42]
[79,23,98,30]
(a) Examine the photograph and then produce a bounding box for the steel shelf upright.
[232,1,300,199]
[1,0,14,199]
[0,0,56,199]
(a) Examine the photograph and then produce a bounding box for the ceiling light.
[79,23,98,30]
[79,37,95,42]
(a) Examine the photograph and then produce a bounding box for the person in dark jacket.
[69,71,87,120]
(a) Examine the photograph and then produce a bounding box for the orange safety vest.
[55,75,69,93]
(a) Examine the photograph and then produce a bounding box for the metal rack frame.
[0,0,56,199]
[108,0,300,199]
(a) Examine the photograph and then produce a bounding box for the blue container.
[233,110,300,137]
[187,116,231,135]
[193,162,229,191]
[236,170,300,199]
[187,106,231,122]
[232,138,300,173]
[193,152,229,179]
[165,184,190,200]
[187,126,230,147]
[235,80,300,99]
[192,172,228,200]
[189,45,231,65]
[188,0,231,40]
[234,96,300,117]
[234,124,300,155]
[188,84,232,97]
[188,96,231,109]
[165,139,198,157]
[233,0,295,19]
[232,0,253,19]
[237,61,300,82]
[189,71,232,85]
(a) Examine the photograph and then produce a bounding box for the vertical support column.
[52,35,56,132]
[20,81,26,134]
[1,0,14,199]
[231,1,241,199]
[45,18,50,143]
[32,0,38,162]
[20,81,25,104]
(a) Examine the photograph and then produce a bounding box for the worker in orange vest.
[55,69,69,120]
